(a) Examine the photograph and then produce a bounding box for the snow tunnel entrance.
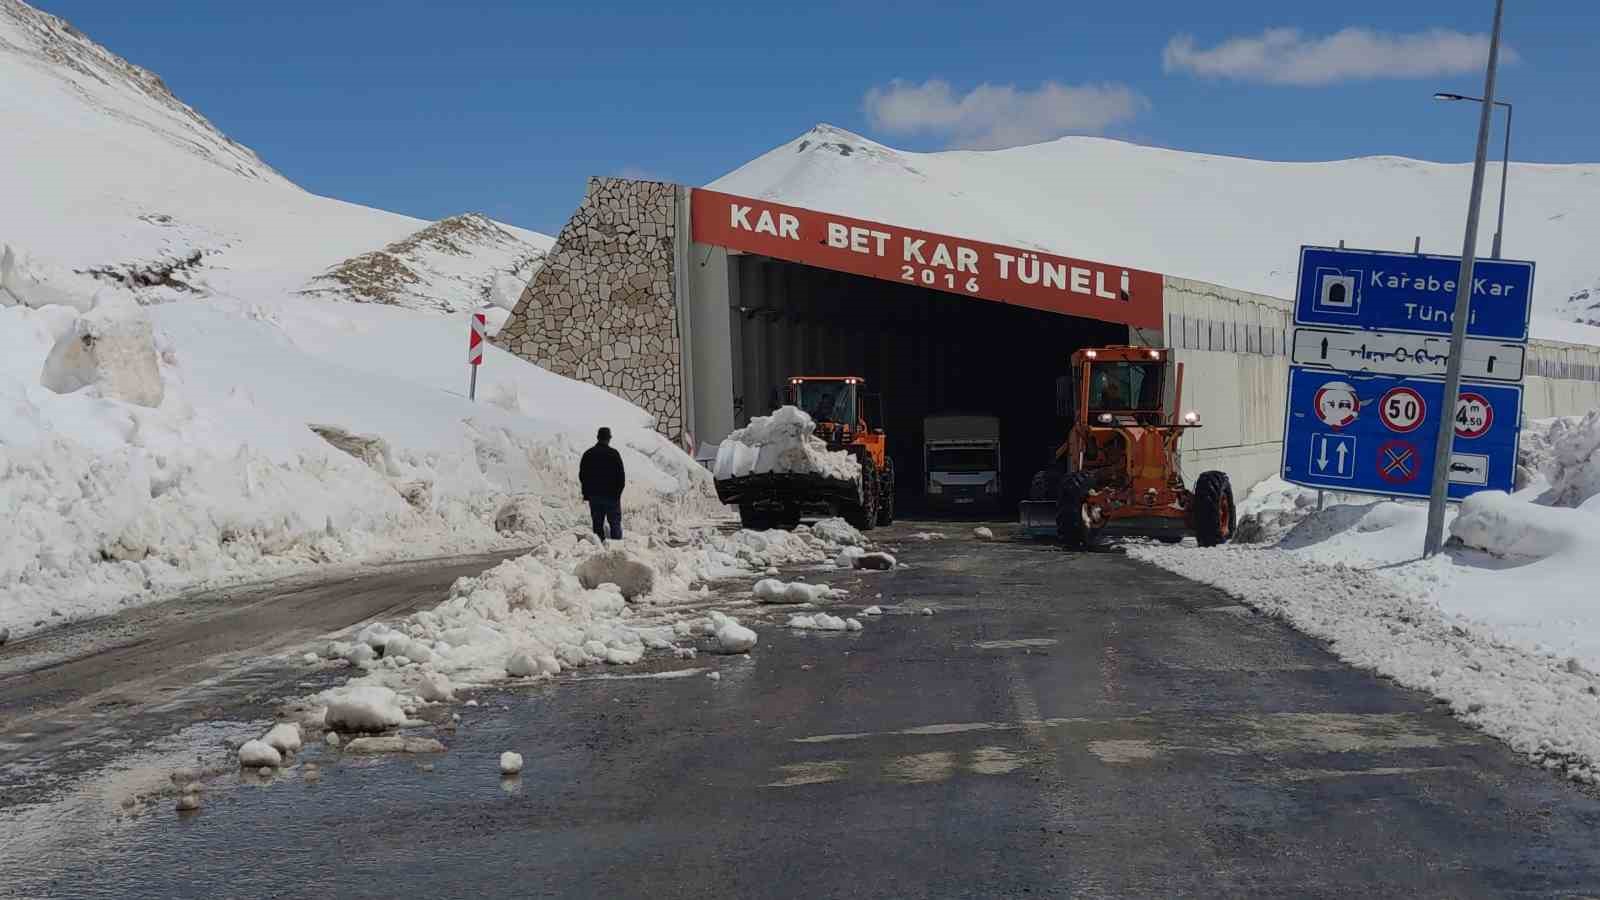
[729,255,1129,515]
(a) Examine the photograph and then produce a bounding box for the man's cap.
[597,427,612,441]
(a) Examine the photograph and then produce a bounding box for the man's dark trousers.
[590,498,622,542]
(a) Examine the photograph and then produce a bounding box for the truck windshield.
[795,381,856,425]
[928,447,997,472]
[1088,362,1164,412]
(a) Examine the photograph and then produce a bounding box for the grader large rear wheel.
[1056,472,1095,549]
[1193,470,1236,547]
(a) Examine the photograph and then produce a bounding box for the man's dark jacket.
[579,443,625,500]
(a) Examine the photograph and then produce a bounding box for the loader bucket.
[1018,500,1058,540]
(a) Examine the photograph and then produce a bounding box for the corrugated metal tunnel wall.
[729,255,1126,510]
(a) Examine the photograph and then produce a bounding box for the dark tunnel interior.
[731,255,1130,514]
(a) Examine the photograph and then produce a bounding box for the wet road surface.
[5,523,1600,898]
[0,549,526,804]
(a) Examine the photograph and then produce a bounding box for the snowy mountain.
[712,124,1600,339]
[0,0,550,312]
[0,0,707,639]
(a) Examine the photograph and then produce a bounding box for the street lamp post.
[1434,91,1513,259]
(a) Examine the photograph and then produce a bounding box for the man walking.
[580,427,625,542]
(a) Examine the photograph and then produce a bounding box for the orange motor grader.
[1020,346,1235,548]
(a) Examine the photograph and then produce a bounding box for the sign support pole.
[470,366,479,402]
[1424,0,1504,557]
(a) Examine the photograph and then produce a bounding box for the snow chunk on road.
[710,612,758,653]
[753,578,840,604]
[712,407,861,482]
[238,740,282,768]
[575,548,655,601]
[500,751,524,774]
[322,685,406,733]
[852,551,896,570]
[863,605,882,616]
[810,518,863,546]
[972,527,995,541]
[343,736,446,755]
[835,547,866,568]
[263,723,302,755]
[788,613,848,631]
[417,672,455,702]
[846,618,863,631]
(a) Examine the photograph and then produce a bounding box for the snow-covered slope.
[299,214,547,314]
[0,0,550,312]
[712,125,1600,339]
[0,0,707,638]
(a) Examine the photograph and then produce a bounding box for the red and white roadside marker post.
[468,312,486,401]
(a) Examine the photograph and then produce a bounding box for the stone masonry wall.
[495,177,683,438]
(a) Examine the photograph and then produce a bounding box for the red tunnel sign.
[690,189,1164,330]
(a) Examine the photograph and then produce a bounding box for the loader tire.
[1029,468,1063,501]
[876,458,896,526]
[1193,471,1236,548]
[1056,472,1094,549]
[844,453,879,532]
[738,503,771,531]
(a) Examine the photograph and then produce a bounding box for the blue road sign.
[1281,368,1521,500]
[1295,246,1534,341]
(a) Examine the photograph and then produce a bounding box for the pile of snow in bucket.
[712,406,861,482]
[1132,412,1600,783]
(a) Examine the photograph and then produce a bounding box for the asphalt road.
[0,549,526,802]
[6,523,1600,898]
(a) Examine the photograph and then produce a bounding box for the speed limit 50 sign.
[1379,386,1426,434]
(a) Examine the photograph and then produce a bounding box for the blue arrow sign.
[1295,246,1534,341]
[1281,367,1521,500]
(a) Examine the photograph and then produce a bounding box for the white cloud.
[862,79,1148,150]
[1163,27,1516,86]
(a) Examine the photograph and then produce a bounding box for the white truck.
[923,413,1002,510]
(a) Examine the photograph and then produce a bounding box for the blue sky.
[35,0,1598,235]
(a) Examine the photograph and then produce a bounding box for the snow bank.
[1543,411,1600,508]
[1450,492,1597,558]
[0,293,717,640]
[713,406,860,482]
